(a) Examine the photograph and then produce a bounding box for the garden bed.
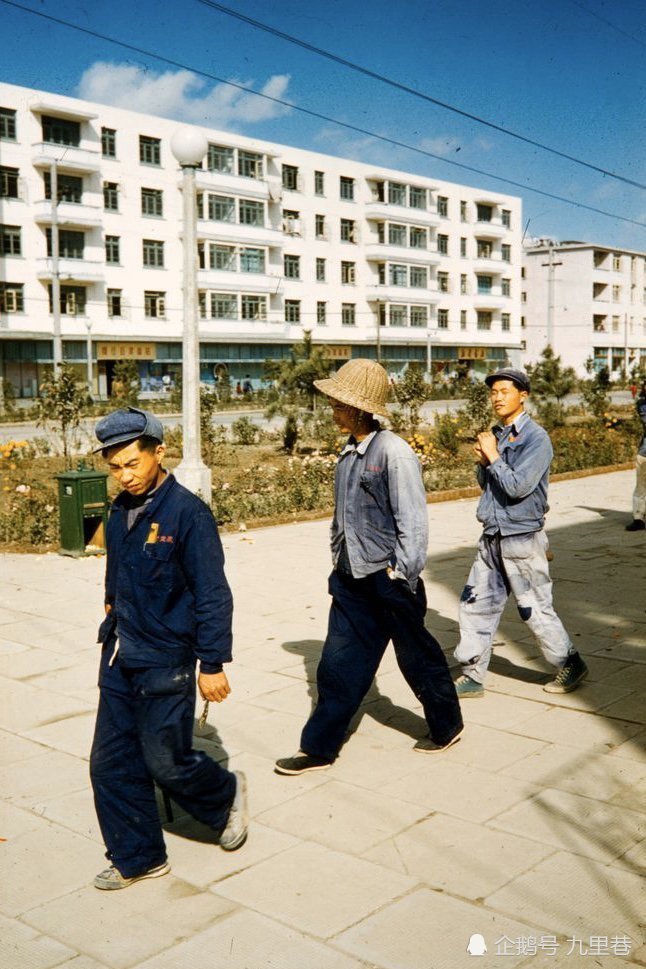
[0,418,640,554]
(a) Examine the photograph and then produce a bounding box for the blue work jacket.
[637,393,646,458]
[98,474,233,672]
[330,427,428,588]
[476,410,553,536]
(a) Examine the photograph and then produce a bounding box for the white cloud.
[77,62,292,128]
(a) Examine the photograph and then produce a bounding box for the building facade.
[0,81,523,398]
[523,241,646,377]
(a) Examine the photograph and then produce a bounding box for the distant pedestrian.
[242,375,253,395]
[625,380,646,532]
[275,359,463,775]
[90,406,247,891]
[235,380,242,396]
[454,368,588,698]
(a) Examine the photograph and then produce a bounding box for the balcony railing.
[32,142,101,173]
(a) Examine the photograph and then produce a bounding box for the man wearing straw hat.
[275,359,463,774]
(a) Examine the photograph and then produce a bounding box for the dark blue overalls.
[90,474,236,878]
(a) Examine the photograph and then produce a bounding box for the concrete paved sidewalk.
[1,469,644,969]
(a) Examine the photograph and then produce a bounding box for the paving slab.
[362,812,555,899]
[1,818,101,917]
[0,912,77,969]
[257,778,429,854]
[501,743,646,800]
[488,786,646,863]
[1,749,89,810]
[133,909,364,969]
[486,851,645,944]
[382,761,538,823]
[332,887,546,969]
[0,675,93,733]
[213,840,418,937]
[22,879,236,969]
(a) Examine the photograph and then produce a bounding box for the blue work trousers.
[301,569,463,761]
[90,645,236,878]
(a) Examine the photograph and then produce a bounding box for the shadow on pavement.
[280,638,428,744]
[158,717,231,842]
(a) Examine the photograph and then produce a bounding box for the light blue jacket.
[330,428,428,588]
[637,393,646,458]
[476,410,553,536]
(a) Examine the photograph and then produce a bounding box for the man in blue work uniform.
[625,379,646,531]
[454,368,588,697]
[275,359,463,774]
[90,407,247,890]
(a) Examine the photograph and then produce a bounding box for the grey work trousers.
[454,530,572,684]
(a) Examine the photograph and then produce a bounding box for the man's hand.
[198,671,231,703]
[473,440,488,466]
[476,430,500,464]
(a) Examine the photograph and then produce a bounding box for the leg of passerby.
[453,534,510,696]
[500,530,587,694]
[626,455,646,531]
[372,570,463,752]
[90,655,169,889]
[276,570,390,774]
[131,666,242,845]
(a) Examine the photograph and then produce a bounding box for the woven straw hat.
[314,358,390,416]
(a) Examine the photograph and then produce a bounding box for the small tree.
[264,332,332,451]
[525,346,577,428]
[111,360,140,407]
[36,364,87,468]
[264,331,331,410]
[460,378,491,436]
[392,363,431,434]
[581,358,612,420]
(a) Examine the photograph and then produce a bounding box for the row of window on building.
[0,279,513,332]
[0,103,513,227]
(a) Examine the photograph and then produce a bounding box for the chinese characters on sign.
[97,343,156,360]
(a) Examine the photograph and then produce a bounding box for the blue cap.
[94,406,164,452]
[485,368,531,393]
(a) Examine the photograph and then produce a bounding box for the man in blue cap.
[454,369,587,697]
[89,406,247,890]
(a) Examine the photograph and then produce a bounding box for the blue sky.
[1,0,645,248]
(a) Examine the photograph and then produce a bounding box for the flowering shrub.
[212,452,336,525]
[0,440,29,461]
[551,424,635,472]
[0,485,58,546]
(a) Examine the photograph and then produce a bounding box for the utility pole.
[85,321,93,395]
[541,244,562,350]
[624,312,629,380]
[50,160,63,370]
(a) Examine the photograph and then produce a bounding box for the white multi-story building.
[0,81,523,398]
[522,240,646,377]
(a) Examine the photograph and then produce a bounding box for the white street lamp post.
[170,128,212,501]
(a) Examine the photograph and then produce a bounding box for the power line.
[196,0,646,191]
[1,0,644,229]
[566,0,646,49]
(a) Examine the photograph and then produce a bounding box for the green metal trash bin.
[55,463,110,557]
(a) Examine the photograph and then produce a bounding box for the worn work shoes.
[413,727,464,754]
[543,651,588,694]
[274,752,332,775]
[625,519,646,532]
[454,674,485,698]
[94,862,170,891]
[219,770,248,851]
